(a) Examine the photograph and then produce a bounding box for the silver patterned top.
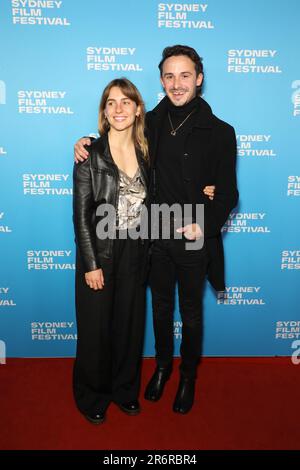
[117,167,146,230]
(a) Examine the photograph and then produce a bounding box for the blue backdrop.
[0,0,299,359]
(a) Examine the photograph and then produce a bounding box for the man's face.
[160,55,203,107]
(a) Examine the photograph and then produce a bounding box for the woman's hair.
[98,78,148,160]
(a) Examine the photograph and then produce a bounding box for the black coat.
[145,96,239,291]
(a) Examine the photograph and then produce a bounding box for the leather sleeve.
[73,157,100,272]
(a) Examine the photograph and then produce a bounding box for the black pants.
[149,238,208,380]
[73,236,146,415]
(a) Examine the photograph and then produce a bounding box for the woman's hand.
[203,185,216,200]
[85,268,105,290]
[74,137,92,163]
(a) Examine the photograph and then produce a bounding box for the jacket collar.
[93,132,148,184]
[148,95,213,129]
[93,133,112,163]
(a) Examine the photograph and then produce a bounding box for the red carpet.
[0,357,299,450]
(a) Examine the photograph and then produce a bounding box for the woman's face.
[105,86,140,132]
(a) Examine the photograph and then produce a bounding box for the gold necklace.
[168,110,195,136]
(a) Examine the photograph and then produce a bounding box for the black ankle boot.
[117,400,141,416]
[144,366,172,402]
[84,409,106,424]
[173,377,195,414]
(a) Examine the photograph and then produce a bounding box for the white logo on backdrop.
[31,322,77,341]
[27,250,75,270]
[281,251,300,270]
[23,174,72,196]
[237,135,276,157]
[0,288,16,307]
[217,287,265,306]
[157,3,214,29]
[11,0,71,26]
[276,321,300,340]
[86,47,143,72]
[228,50,282,73]
[174,321,182,340]
[0,146,7,156]
[222,213,271,233]
[0,212,12,234]
[18,91,74,114]
[287,176,300,196]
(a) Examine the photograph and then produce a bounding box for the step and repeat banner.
[0,0,299,360]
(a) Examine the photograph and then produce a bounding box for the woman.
[73,78,149,424]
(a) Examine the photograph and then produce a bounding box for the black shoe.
[173,377,195,414]
[117,400,141,416]
[144,366,172,402]
[84,410,106,425]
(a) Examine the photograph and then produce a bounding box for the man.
[74,45,238,414]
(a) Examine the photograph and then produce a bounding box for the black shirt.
[155,96,198,207]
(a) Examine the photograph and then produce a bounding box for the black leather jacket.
[73,133,149,272]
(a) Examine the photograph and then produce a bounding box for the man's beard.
[168,88,191,106]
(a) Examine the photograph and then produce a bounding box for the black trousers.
[73,236,146,415]
[149,237,208,380]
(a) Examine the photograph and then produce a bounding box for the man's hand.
[176,223,203,240]
[74,137,91,163]
[85,268,105,290]
[203,185,215,200]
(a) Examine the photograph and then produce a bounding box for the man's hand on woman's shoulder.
[74,137,92,163]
